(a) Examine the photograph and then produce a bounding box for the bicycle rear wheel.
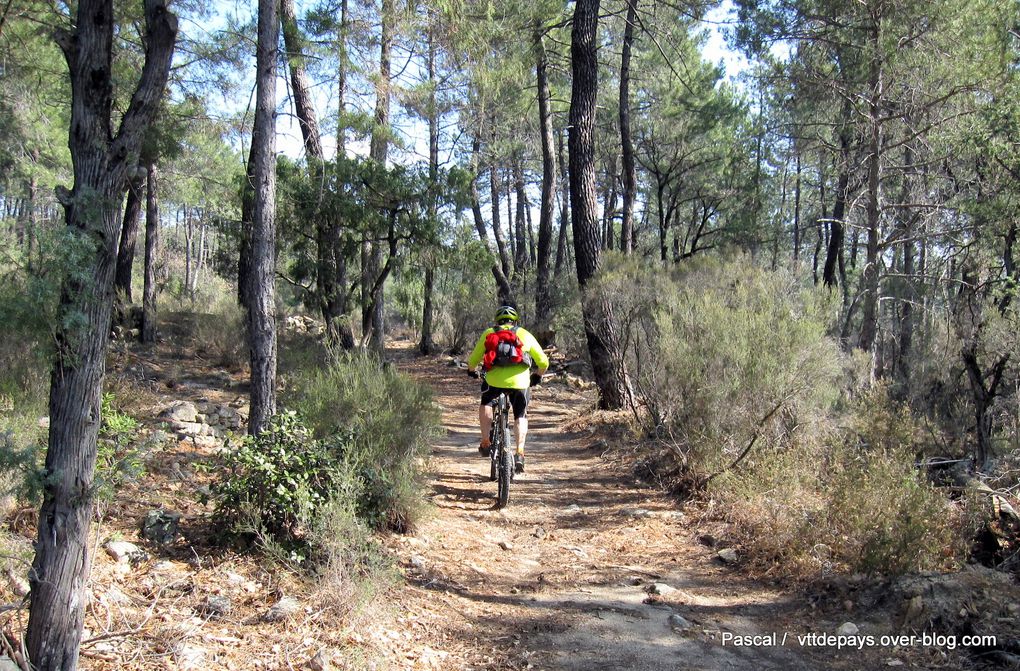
[495,397,513,508]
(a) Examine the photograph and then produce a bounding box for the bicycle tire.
[495,396,513,509]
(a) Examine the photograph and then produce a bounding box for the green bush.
[96,393,147,503]
[287,351,440,531]
[597,255,967,577]
[213,411,342,539]
[599,255,842,482]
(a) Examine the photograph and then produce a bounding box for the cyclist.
[466,306,549,473]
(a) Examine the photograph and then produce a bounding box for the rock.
[144,430,172,447]
[668,613,694,632]
[622,508,652,518]
[174,643,207,670]
[162,401,198,423]
[498,541,513,551]
[532,527,547,539]
[562,505,583,514]
[105,540,147,564]
[307,650,333,671]
[716,548,738,564]
[264,596,301,622]
[191,435,222,449]
[649,583,678,596]
[202,594,233,618]
[141,509,181,545]
[409,554,427,571]
[836,622,859,636]
[0,656,22,671]
[5,567,28,597]
[174,421,204,437]
[150,561,177,574]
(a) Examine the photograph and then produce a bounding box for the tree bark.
[470,138,514,304]
[26,1,176,668]
[364,0,393,355]
[618,0,637,254]
[115,169,145,302]
[489,163,512,279]
[419,25,439,355]
[555,128,570,278]
[569,0,628,410]
[245,0,279,436]
[534,27,556,330]
[142,163,159,343]
[858,14,883,356]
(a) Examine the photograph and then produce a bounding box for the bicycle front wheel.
[496,445,513,509]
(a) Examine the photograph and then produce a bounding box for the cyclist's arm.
[524,331,550,373]
[466,330,489,370]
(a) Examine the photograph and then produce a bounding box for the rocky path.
[380,352,876,671]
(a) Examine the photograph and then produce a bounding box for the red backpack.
[483,325,531,370]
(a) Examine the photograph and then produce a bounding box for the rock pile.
[160,398,248,448]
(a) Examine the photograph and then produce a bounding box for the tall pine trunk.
[534,26,556,330]
[245,0,279,436]
[364,0,392,354]
[142,163,159,343]
[115,169,145,302]
[618,0,637,254]
[569,0,628,410]
[26,2,176,668]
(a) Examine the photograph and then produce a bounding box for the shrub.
[597,255,968,577]
[213,411,341,540]
[95,393,147,504]
[287,351,441,531]
[599,255,842,483]
[186,287,248,370]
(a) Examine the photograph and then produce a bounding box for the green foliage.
[601,255,842,479]
[96,393,146,502]
[287,351,441,531]
[213,412,341,540]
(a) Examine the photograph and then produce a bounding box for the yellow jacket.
[467,325,549,389]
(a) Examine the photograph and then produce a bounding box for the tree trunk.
[419,27,439,356]
[419,267,436,354]
[618,0,637,254]
[184,207,194,299]
[555,128,570,278]
[489,163,512,279]
[858,16,883,355]
[897,144,915,379]
[245,0,279,436]
[282,0,353,347]
[512,160,529,295]
[470,138,514,304]
[26,1,176,668]
[365,0,393,355]
[142,163,159,343]
[569,0,628,410]
[115,169,145,302]
[534,26,556,330]
[793,152,801,264]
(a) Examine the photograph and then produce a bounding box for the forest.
[1,0,1020,668]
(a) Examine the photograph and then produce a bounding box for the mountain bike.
[468,370,515,509]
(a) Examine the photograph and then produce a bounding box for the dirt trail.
[382,351,879,671]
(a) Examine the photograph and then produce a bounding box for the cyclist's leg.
[509,389,530,455]
[479,385,499,452]
[479,403,492,446]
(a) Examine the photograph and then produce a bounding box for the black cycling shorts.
[480,383,530,419]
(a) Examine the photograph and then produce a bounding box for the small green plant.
[96,393,146,501]
[213,411,343,539]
